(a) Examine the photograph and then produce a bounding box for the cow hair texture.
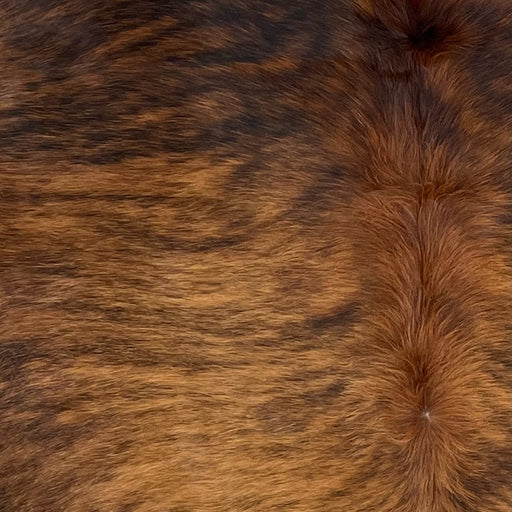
[0,1,511,511]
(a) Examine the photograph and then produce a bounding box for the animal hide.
[0,1,510,511]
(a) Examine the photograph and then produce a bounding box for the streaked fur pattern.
[0,1,510,510]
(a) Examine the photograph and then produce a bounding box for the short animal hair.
[0,1,510,511]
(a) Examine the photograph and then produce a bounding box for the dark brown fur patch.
[0,1,510,511]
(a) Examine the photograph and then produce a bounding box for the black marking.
[309,302,358,332]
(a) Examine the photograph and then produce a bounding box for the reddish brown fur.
[0,1,510,511]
